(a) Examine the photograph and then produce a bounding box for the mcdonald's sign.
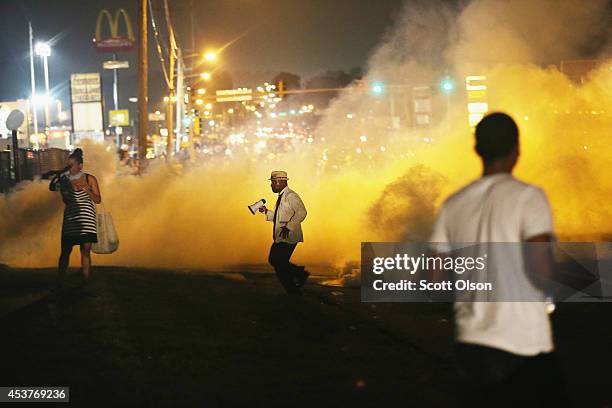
[93,9,135,53]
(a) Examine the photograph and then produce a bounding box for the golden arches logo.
[93,9,135,52]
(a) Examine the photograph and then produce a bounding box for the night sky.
[0,0,405,112]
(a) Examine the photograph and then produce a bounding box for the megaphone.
[248,198,266,214]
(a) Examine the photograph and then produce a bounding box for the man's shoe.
[294,269,310,288]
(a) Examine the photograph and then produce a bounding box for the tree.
[271,72,301,91]
[349,66,363,80]
[303,70,355,108]
[305,70,354,89]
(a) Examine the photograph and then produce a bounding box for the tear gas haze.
[1,0,610,270]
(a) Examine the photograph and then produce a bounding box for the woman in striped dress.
[50,148,101,279]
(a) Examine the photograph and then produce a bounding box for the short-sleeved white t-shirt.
[430,173,554,356]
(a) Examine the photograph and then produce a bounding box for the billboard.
[70,73,102,103]
[73,103,104,133]
[71,73,104,138]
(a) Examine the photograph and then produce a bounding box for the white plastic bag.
[92,204,119,254]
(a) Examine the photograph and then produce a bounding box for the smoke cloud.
[367,164,446,242]
[448,0,611,69]
[1,0,610,271]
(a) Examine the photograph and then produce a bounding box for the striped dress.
[52,173,98,246]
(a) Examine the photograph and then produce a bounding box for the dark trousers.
[268,242,300,293]
[455,342,570,408]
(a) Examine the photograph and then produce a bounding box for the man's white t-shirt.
[430,173,554,356]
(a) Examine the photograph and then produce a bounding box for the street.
[1,266,611,407]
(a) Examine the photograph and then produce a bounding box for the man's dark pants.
[268,242,302,293]
[455,342,569,407]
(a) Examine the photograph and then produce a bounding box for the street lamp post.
[112,55,119,111]
[103,59,130,147]
[176,49,219,153]
[175,48,183,153]
[35,41,51,129]
[166,48,175,157]
[28,22,38,136]
[43,54,50,127]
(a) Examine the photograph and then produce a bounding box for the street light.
[35,41,51,129]
[203,50,217,62]
[33,94,50,105]
[200,72,212,81]
[35,42,50,57]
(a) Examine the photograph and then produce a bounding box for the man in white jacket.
[259,171,308,294]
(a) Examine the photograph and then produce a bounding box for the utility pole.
[190,0,195,52]
[163,0,177,157]
[138,0,148,171]
[112,53,120,147]
[166,45,175,157]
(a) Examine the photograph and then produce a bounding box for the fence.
[0,148,70,193]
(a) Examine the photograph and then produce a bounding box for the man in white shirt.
[259,171,308,294]
[430,112,568,406]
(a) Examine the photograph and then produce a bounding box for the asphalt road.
[1,266,611,407]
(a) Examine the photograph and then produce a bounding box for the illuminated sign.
[148,112,166,122]
[103,60,129,70]
[109,109,130,126]
[216,88,253,102]
[465,76,488,127]
[412,86,431,126]
[94,9,135,53]
[71,73,104,134]
[70,73,102,103]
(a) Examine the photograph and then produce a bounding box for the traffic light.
[440,77,454,93]
[277,80,284,97]
[194,116,200,136]
[370,81,384,95]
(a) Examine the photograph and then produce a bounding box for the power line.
[148,0,171,88]
[163,0,179,57]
